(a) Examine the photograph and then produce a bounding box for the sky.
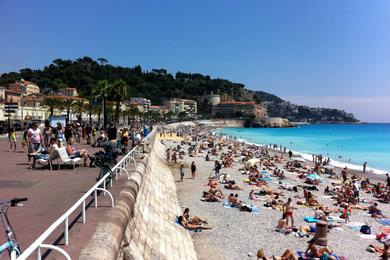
[1,0,389,122]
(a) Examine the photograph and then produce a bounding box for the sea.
[218,124,390,175]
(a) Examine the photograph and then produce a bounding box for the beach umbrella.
[290,157,306,162]
[323,165,334,170]
[244,158,260,169]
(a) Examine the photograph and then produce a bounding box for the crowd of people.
[163,124,390,260]
[8,121,149,170]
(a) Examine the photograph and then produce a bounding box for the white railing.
[14,146,140,260]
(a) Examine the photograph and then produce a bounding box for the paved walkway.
[0,138,132,259]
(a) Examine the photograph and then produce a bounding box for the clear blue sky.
[1,0,389,122]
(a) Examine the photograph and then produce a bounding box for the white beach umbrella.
[244,158,260,169]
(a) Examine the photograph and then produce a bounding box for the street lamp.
[32,94,36,120]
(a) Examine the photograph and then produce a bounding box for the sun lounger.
[35,149,60,170]
[57,147,81,170]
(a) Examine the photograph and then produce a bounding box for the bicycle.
[0,197,28,258]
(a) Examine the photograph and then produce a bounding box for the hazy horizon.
[1,0,389,122]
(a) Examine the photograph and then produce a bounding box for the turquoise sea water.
[219,124,390,174]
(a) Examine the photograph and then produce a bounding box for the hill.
[0,57,358,123]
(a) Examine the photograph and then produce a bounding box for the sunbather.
[66,138,93,167]
[177,216,211,230]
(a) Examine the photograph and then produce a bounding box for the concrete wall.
[125,140,197,260]
[80,133,197,260]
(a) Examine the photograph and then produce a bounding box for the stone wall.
[125,140,197,260]
[80,133,197,260]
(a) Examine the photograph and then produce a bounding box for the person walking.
[8,126,17,152]
[180,163,185,182]
[363,162,367,173]
[191,161,196,179]
[27,122,43,168]
[214,160,222,179]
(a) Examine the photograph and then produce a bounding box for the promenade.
[0,137,129,259]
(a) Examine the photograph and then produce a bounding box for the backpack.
[360,224,371,234]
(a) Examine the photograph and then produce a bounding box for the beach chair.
[36,149,60,171]
[57,147,81,170]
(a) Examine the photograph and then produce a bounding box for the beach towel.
[259,177,272,182]
[296,251,314,259]
[304,216,318,223]
[346,222,365,232]
[222,201,239,208]
[359,234,377,239]
[377,218,390,226]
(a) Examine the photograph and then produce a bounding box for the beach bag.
[360,224,371,234]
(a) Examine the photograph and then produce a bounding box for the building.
[202,92,221,106]
[8,79,40,95]
[57,87,78,97]
[212,101,256,118]
[169,99,197,115]
[0,87,5,121]
[129,97,151,112]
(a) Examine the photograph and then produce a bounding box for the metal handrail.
[15,145,139,260]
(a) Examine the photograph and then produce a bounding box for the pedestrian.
[8,126,17,152]
[288,150,293,159]
[27,122,43,168]
[283,198,294,227]
[191,161,196,179]
[180,163,185,182]
[43,122,51,149]
[214,160,222,179]
[341,167,348,183]
[363,162,367,173]
[386,173,390,189]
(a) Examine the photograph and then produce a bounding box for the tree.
[97,58,108,66]
[128,107,139,123]
[61,98,76,123]
[109,79,128,124]
[72,100,85,122]
[178,112,187,121]
[93,80,111,128]
[42,97,61,116]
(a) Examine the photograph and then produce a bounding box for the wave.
[218,131,388,175]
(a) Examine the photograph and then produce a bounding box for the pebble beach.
[161,126,390,260]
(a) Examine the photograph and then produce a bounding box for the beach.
[162,125,390,260]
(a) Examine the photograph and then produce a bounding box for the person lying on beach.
[367,243,390,259]
[257,248,297,260]
[182,208,208,225]
[209,186,224,199]
[305,239,335,260]
[177,216,212,230]
[224,180,242,190]
[202,191,221,202]
[249,190,261,201]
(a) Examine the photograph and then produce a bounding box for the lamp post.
[32,94,36,120]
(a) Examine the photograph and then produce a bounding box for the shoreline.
[163,125,390,260]
[215,127,389,178]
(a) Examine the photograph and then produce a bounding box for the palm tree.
[109,79,129,124]
[42,97,61,116]
[72,100,85,123]
[128,107,139,123]
[61,98,76,123]
[93,80,111,129]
